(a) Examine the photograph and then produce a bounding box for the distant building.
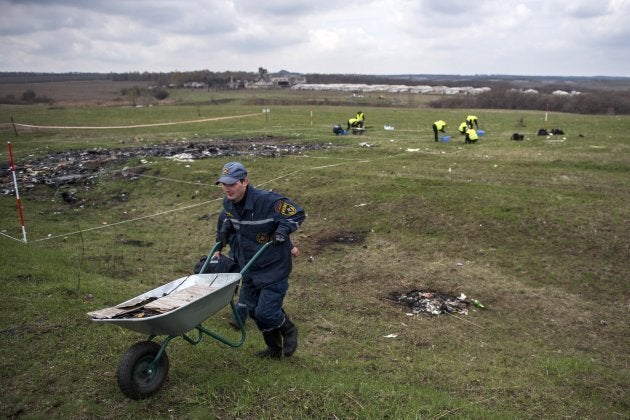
[227,77,247,89]
[183,82,205,88]
[248,72,307,89]
[291,83,491,95]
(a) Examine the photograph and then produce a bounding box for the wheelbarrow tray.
[88,272,242,336]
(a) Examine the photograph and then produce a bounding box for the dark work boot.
[256,329,282,358]
[279,316,298,357]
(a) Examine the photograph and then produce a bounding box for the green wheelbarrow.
[88,242,270,400]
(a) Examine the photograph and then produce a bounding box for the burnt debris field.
[1,137,331,192]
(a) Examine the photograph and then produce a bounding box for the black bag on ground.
[193,254,238,274]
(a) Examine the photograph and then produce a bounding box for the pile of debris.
[1,138,333,194]
[390,289,484,316]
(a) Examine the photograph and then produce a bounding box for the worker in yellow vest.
[347,117,361,130]
[355,111,365,128]
[466,115,479,129]
[465,127,479,144]
[432,120,447,142]
[458,122,467,135]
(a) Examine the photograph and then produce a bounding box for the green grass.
[1,89,629,418]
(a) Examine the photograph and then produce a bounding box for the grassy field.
[0,87,629,419]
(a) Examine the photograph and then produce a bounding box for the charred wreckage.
[1,138,332,195]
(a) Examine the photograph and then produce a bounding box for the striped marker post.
[7,142,27,243]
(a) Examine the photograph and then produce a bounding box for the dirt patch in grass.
[0,322,62,337]
[86,254,136,280]
[119,238,154,247]
[311,230,367,250]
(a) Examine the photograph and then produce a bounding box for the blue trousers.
[240,277,288,331]
[231,300,248,325]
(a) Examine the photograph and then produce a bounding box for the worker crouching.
[465,127,479,144]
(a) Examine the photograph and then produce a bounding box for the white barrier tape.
[10,113,262,130]
[30,198,222,242]
[0,230,24,242]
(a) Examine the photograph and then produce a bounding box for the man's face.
[221,179,248,202]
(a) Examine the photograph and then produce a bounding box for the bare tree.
[258,67,269,82]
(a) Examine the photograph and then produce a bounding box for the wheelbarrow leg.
[229,301,248,330]
[187,300,247,348]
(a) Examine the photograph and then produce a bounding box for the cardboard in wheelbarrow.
[88,273,241,336]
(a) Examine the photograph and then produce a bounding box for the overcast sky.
[1,0,628,77]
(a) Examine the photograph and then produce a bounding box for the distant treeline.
[3,71,628,91]
[0,72,110,83]
[0,70,254,88]
[1,88,53,105]
[429,86,630,115]
[1,71,629,114]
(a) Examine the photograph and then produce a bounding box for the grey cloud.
[232,0,358,17]
[564,1,612,19]
[416,0,476,16]
[0,1,239,37]
[226,24,308,55]
[0,0,627,76]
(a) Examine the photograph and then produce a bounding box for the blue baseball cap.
[216,162,248,185]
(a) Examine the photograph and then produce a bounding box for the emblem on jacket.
[275,200,297,216]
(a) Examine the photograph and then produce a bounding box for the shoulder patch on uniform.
[225,210,233,218]
[274,200,297,217]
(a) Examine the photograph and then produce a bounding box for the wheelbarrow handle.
[197,242,224,274]
[239,241,272,276]
[198,241,272,276]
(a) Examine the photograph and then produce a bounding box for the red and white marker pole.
[544,103,549,128]
[7,142,27,243]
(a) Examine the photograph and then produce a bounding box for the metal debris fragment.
[390,289,485,316]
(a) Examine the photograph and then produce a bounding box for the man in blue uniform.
[215,162,305,358]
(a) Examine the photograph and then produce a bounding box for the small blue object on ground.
[440,136,451,142]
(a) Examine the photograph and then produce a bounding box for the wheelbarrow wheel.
[117,340,169,400]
